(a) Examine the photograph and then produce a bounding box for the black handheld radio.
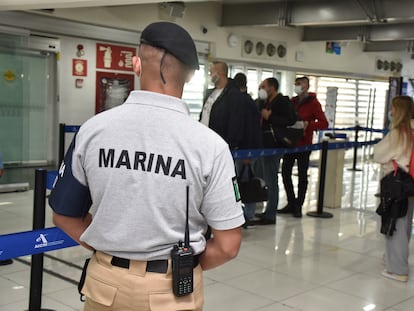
[171,186,195,297]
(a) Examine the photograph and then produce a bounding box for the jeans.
[235,159,257,221]
[385,197,414,275]
[259,154,282,221]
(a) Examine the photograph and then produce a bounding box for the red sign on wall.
[96,43,136,72]
[72,59,87,76]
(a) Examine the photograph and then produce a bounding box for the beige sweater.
[373,120,414,174]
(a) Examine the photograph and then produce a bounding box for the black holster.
[78,258,90,302]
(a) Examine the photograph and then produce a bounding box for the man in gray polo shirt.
[49,22,244,310]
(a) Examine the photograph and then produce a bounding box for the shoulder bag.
[237,164,269,203]
[376,160,414,235]
[271,126,304,148]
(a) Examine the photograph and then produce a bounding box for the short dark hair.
[265,77,279,91]
[233,72,247,88]
[295,76,309,84]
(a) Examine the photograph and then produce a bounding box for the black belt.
[110,255,199,273]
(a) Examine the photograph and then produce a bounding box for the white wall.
[58,36,137,125]
[59,36,97,125]
[46,2,407,126]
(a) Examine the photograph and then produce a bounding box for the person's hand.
[303,121,309,130]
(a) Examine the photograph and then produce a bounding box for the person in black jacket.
[233,72,263,228]
[199,61,244,149]
[255,77,297,225]
[233,73,262,150]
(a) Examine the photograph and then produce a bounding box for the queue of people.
[200,63,329,225]
[200,64,414,286]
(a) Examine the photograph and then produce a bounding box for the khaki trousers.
[82,251,204,311]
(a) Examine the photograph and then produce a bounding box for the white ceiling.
[1,0,413,52]
[0,0,165,11]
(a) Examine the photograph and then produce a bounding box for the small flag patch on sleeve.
[232,176,241,202]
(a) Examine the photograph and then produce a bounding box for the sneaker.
[381,270,408,282]
[242,220,257,229]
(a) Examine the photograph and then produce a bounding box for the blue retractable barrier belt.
[64,125,81,133]
[0,227,78,261]
[232,139,378,159]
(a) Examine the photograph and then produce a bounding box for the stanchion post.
[58,123,65,167]
[307,140,333,218]
[27,169,55,311]
[349,125,362,171]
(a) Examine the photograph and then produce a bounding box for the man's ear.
[132,56,141,76]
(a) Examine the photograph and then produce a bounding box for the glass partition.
[0,34,55,166]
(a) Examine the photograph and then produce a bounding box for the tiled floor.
[1,158,414,311]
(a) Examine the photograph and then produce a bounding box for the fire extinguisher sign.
[96,43,136,72]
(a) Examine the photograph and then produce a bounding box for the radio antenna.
[184,185,190,248]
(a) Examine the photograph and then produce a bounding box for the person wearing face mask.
[255,77,297,225]
[280,76,329,218]
[199,61,245,150]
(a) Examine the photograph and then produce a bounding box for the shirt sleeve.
[49,135,92,217]
[201,146,245,230]
[374,131,400,165]
[308,100,329,132]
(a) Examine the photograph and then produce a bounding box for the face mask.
[210,74,219,85]
[294,85,302,95]
[258,88,268,100]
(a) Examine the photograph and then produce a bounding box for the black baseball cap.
[140,22,199,70]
